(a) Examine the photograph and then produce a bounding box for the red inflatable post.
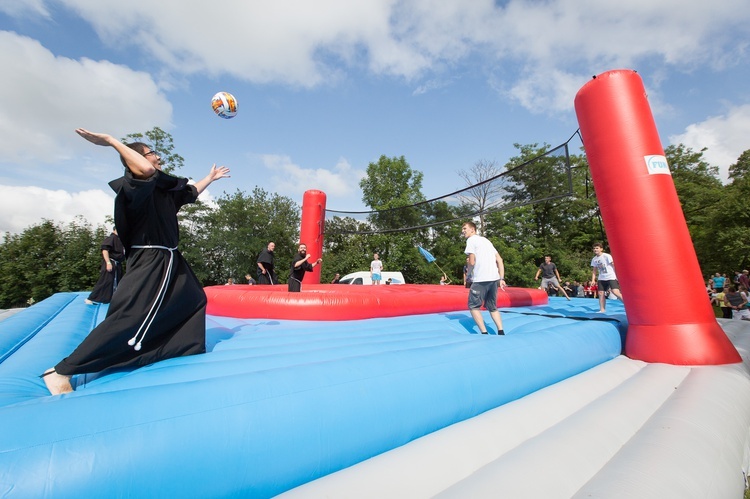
[574,69,740,365]
[299,190,327,284]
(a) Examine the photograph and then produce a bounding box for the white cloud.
[45,0,749,113]
[0,0,49,18]
[260,154,366,199]
[669,104,750,182]
[504,69,588,114]
[0,185,113,235]
[0,31,172,168]
[59,0,403,86]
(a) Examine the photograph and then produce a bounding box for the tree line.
[1,128,747,309]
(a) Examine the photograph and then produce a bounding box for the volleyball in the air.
[211,91,238,119]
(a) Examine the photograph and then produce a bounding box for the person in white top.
[370,253,383,285]
[461,221,505,335]
[590,242,623,313]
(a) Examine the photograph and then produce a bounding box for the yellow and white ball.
[211,91,238,119]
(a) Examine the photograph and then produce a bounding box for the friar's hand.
[75,128,114,147]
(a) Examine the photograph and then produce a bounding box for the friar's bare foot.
[40,368,73,395]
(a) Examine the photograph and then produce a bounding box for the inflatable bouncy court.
[2,290,750,497]
[1,70,750,497]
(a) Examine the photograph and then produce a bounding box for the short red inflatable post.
[574,69,740,365]
[299,190,327,284]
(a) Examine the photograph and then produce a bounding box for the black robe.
[256,248,276,285]
[56,170,206,376]
[288,254,313,292]
[86,231,126,304]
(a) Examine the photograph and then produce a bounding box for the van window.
[352,278,363,285]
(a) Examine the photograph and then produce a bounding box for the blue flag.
[417,246,436,263]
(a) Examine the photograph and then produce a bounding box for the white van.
[338,271,406,285]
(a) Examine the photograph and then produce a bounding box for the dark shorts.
[598,279,620,292]
[468,281,499,312]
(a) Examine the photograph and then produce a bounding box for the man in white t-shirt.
[370,253,383,285]
[462,221,505,335]
[590,242,623,313]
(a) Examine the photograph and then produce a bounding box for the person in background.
[244,274,256,285]
[41,129,230,395]
[85,228,126,305]
[534,255,570,300]
[370,253,383,285]
[739,270,750,291]
[724,286,750,320]
[711,287,731,319]
[288,243,322,292]
[461,221,505,335]
[712,272,726,293]
[385,278,392,285]
[331,273,341,284]
[591,242,623,313]
[257,242,276,285]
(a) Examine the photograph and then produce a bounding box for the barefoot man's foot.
[41,369,73,395]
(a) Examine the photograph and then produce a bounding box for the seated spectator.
[724,286,750,320]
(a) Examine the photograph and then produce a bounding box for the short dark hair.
[119,142,150,168]
[463,221,477,231]
[592,242,604,249]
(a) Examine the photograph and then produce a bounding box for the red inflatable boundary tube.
[574,69,740,365]
[205,285,548,321]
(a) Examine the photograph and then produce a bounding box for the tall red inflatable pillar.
[574,69,740,365]
[299,190,327,284]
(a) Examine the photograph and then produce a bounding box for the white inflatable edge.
[280,320,750,498]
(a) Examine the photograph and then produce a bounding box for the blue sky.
[1,0,749,236]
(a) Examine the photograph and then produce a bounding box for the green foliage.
[4,138,750,304]
[360,155,426,232]
[0,219,105,308]
[122,127,184,174]
[322,216,375,281]
[179,187,300,285]
[479,144,598,288]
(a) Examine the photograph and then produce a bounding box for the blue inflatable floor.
[0,292,625,498]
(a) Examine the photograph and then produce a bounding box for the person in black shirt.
[257,242,276,285]
[85,228,126,305]
[288,243,322,292]
[42,129,230,395]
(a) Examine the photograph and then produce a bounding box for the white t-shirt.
[370,259,383,274]
[591,252,617,280]
[464,235,500,283]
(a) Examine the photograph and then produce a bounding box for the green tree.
[481,143,591,287]
[322,216,375,281]
[711,149,750,271]
[57,218,108,292]
[419,200,466,284]
[358,155,435,283]
[0,219,106,308]
[122,127,184,174]
[360,155,426,232]
[179,188,300,285]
